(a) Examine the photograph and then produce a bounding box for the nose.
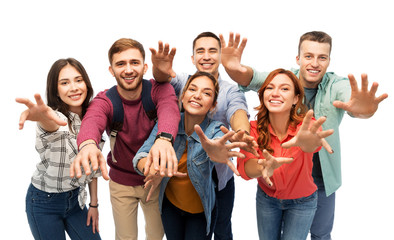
[193,90,202,99]
[70,81,78,91]
[311,57,319,67]
[125,63,132,74]
[203,51,210,60]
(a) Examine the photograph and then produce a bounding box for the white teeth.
[70,95,80,99]
[190,101,201,107]
[308,70,319,73]
[202,64,212,66]
[270,100,281,104]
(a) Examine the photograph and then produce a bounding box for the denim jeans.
[256,187,317,240]
[213,176,234,240]
[25,184,101,240]
[310,187,335,240]
[161,195,216,240]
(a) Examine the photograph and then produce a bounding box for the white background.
[1,0,393,239]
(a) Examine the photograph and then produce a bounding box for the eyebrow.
[189,83,214,92]
[195,47,218,52]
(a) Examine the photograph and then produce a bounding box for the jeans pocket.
[30,186,55,204]
[295,191,318,205]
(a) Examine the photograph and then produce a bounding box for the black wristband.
[89,203,99,208]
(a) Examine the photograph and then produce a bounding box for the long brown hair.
[46,58,93,128]
[255,68,306,154]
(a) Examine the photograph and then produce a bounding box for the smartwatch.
[155,132,174,145]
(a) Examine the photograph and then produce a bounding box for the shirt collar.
[178,112,211,143]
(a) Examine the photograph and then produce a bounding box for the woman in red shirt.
[237,68,333,240]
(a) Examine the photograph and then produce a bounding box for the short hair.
[192,32,221,53]
[108,38,145,64]
[46,58,94,127]
[298,31,332,56]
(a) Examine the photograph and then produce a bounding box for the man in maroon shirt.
[70,38,180,240]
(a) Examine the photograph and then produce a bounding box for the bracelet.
[89,203,99,208]
[236,129,250,136]
[79,142,96,151]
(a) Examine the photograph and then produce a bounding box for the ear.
[143,63,148,75]
[109,66,115,77]
[296,55,300,66]
[293,94,299,105]
[191,55,196,67]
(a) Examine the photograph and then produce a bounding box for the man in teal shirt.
[219,31,388,239]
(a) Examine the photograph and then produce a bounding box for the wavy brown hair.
[255,68,307,154]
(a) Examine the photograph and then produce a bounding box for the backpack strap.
[141,79,157,122]
[105,86,123,163]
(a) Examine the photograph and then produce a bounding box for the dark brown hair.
[108,38,145,64]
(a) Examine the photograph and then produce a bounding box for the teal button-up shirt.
[240,68,351,196]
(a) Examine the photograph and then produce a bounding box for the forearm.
[153,66,173,83]
[88,178,98,205]
[244,158,262,178]
[136,157,147,174]
[230,109,250,133]
[225,65,254,87]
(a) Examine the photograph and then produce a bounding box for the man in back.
[219,31,388,239]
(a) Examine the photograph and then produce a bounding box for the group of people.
[17,30,387,240]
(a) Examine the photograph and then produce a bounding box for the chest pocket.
[191,151,211,178]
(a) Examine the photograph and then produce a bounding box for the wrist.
[89,203,99,208]
[155,132,174,145]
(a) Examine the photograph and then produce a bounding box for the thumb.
[194,124,208,142]
[281,137,297,149]
[332,100,348,111]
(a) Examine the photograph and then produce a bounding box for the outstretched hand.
[333,73,388,118]
[150,41,177,81]
[194,124,247,176]
[220,126,259,157]
[258,150,294,186]
[219,32,248,74]
[143,161,187,202]
[15,93,67,130]
[282,110,334,153]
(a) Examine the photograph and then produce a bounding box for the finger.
[174,171,187,178]
[15,97,35,109]
[151,148,160,171]
[300,109,314,131]
[261,149,273,160]
[149,47,157,55]
[82,155,92,177]
[281,137,297,149]
[159,149,168,176]
[321,138,334,154]
[332,100,348,111]
[262,171,273,187]
[360,73,369,92]
[18,110,29,130]
[70,161,76,178]
[86,213,91,226]
[34,93,45,106]
[347,74,359,94]
[166,150,173,177]
[276,157,294,164]
[170,149,178,174]
[317,129,334,139]
[145,155,152,176]
[375,93,388,104]
[74,158,83,178]
[194,124,209,143]
[220,125,230,134]
[234,33,241,48]
[219,34,226,48]
[228,32,234,47]
[239,37,248,53]
[158,40,164,53]
[146,186,155,202]
[99,154,109,180]
[225,141,247,150]
[369,81,379,96]
[227,151,246,159]
[163,43,170,55]
[169,47,176,58]
[226,160,240,176]
[310,116,326,133]
[219,130,236,144]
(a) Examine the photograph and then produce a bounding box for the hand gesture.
[143,160,186,202]
[145,139,178,177]
[282,110,334,153]
[258,150,294,186]
[15,93,67,131]
[87,207,99,234]
[70,142,109,180]
[194,124,247,176]
[333,73,388,118]
[220,126,259,157]
[219,32,248,74]
[150,41,177,81]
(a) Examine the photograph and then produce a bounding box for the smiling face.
[263,73,299,114]
[191,37,221,79]
[57,64,87,116]
[296,40,331,88]
[109,48,148,98]
[181,75,217,120]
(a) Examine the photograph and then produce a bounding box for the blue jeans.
[214,176,234,240]
[256,187,317,240]
[310,187,335,240]
[161,195,216,240]
[25,184,101,240]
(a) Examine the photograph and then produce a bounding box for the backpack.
[105,79,157,162]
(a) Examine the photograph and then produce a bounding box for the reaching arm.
[150,41,177,83]
[87,178,99,234]
[15,93,67,131]
[219,32,254,87]
[333,73,388,118]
